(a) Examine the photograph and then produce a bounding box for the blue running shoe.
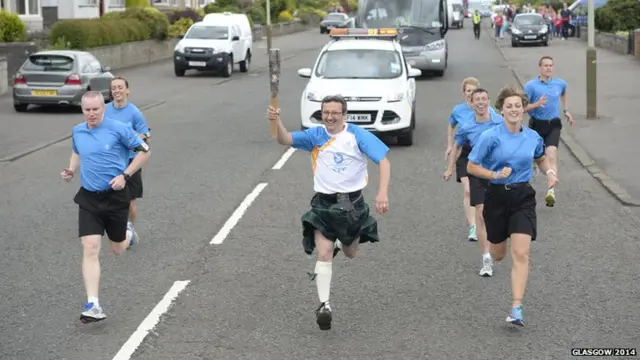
[506,305,524,326]
[80,302,106,323]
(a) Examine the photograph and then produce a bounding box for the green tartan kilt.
[301,192,380,255]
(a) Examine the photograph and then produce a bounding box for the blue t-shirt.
[523,77,567,120]
[448,102,474,127]
[104,102,150,159]
[468,122,545,184]
[72,118,146,191]
[454,112,504,148]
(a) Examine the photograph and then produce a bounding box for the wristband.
[546,169,556,176]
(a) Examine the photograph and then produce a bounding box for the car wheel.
[542,41,549,46]
[14,103,28,112]
[397,128,414,146]
[511,41,518,47]
[433,70,445,77]
[239,51,251,73]
[222,57,233,78]
[174,66,186,77]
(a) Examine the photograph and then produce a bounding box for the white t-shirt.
[291,123,390,194]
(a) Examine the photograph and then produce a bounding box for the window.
[109,0,125,6]
[79,0,98,5]
[315,49,403,79]
[185,25,230,40]
[23,55,75,72]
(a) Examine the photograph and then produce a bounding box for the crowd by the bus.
[491,2,573,40]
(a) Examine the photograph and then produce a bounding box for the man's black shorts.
[74,187,131,242]
[128,158,143,199]
[455,145,472,183]
[469,175,489,207]
[483,182,537,244]
[529,117,562,148]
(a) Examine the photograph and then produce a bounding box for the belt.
[489,182,528,191]
[317,190,362,202]
[82,187,116,195]
[532,117,561,122]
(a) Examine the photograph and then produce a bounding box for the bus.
[356,0,449,38]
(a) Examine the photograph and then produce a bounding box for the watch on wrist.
[563,109,569,114]
[122,173,131,182]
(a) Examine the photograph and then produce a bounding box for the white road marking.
[112,280,191,360]
[272,147,296,170]
[210,183,268,244]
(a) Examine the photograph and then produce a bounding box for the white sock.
[483,253,492,261]
[335,240,343,250]
[548,188,555,195]
[88,296,99,307]
[314,261,332,304]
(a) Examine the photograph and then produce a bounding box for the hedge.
[594,0,640,32]
[49,8,169,50]
[0,9,26,42]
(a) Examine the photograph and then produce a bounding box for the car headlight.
[511,28,522,35]
[539,26,548,33]
[387,93,404,102]
[306,92,322,102]
[174,44,185,53]
[423,39,445,51]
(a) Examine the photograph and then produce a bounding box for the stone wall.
[578,26,636,56]
[0,19,316,91]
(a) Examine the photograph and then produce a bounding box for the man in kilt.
[267,95,391,331]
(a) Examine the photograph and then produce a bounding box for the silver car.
[12,50,113,112]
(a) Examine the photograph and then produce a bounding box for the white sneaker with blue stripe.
[127,221,139,246]
[506,305,524,326]
[80,302,106,323]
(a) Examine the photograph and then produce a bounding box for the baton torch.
[268,48,280,137]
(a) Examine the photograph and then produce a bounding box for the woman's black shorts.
[483,182,537,244]
[128,158,143,199]
[74,187,131,242]
[529,117,562,148]
[469,175,489,207]
[455,145,472,182]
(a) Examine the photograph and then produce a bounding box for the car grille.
[342,96,381,102]
[185,47,213,55]
[310,110,397,125]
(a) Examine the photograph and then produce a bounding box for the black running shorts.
[455,145,472,182]
[468,175,489,207]
[74,187,131,242]
[529,117,562,148]
[483,182,537,244]
[127,158,143,199]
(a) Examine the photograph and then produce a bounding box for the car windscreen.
[185,25,228,40]
[23,55,75,72]
[514,15,545,26]
[398,27,439,46]
[314,49,402,79]
[452,4,463,11]
[326,14,346,21]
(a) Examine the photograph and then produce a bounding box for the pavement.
[494,32,640,205]
[1,23,639,360]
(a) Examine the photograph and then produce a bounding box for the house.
[42,0,125,28]
[1,0,44,31]
[151,0,212,10]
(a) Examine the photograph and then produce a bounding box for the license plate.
[524,35,537,39]
[31,89,57,96]
[189,61,206,67]
[347,114,371,123]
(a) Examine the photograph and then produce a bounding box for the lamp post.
[585,0,597,118]
[265,0,273,51]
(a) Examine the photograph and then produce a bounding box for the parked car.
[13,50,113,112]
[320,12,354,33]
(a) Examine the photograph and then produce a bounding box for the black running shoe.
[315,302,332,330]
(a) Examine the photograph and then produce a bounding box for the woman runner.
[444,88,503,277]
[467,87,558,326]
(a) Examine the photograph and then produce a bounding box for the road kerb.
[491,38,640,206]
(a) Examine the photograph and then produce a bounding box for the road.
[0,25,638,360]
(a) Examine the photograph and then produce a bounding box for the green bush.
[49,18,147,49]
[106,7,169,40]
[0,10,27,42]
[297,6,326,25]
[125,0,149,7]
[595,0,640,32]
[278,10,294,22]
[169,17,194,38]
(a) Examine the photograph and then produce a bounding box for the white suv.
[297,29,421,146]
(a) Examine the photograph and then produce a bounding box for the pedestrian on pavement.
[472,9,481,39]
[61,91,150,323]
[266,95,390,331]
[467,87,558,327]
[494,12,504,39]
[560,2,571,40]
[105,77,151,237]
[523,56,573,206]
[444,88,503,277]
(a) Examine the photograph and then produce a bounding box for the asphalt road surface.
[1,26,638,360]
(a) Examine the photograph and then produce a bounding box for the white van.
[203,12,253,67]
